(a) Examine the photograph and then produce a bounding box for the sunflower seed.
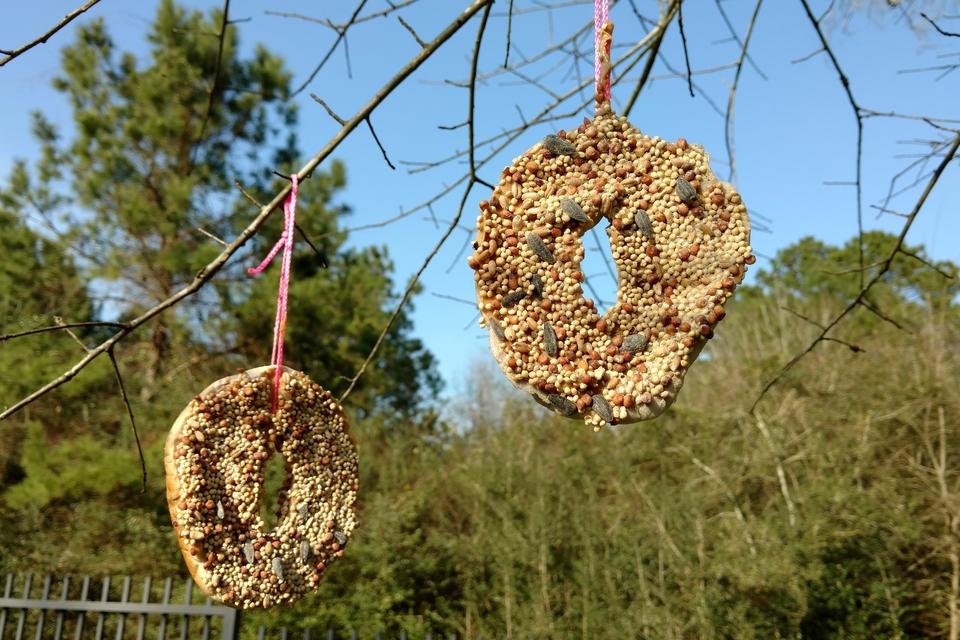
[489,318,506,341]
[548,394,578,416]
[526,233,555,263]
[634,210,653,239]
[297,502,309,519]
[242,541,254,564]
[530,273,545,298]
[543,134,577,156]
[216,500,225,519]
[675,177,697,204]
[502,290,526,307]
[333,530,347,546]
[543,322,558,357]
[272,557,284,581]
[592,394,614,423]
[300,540,311,564]
[560,197,589,223]
[620,334,648,353]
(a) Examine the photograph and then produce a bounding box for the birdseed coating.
[468,106,754,429]
[165,366,359,609]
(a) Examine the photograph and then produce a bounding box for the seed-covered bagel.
[165,366,359,608]
[468,105,753,429]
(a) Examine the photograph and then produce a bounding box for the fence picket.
[74,575,90,640]
[0,573,13,637]
[34,574,52,640]
[115,575,131,640]
[15,574,33,640]
[180,578,193,640]
[137,576,152,640]
[94,575,110,639]
[53,576,69,640]
[158,576,172,640]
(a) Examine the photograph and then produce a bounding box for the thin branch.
[922,12,960,37]
[339,0,494,404]
[366,117,397,170]
[291,0,371,97]
[858,298,906,331]
[295,225,330,268]
[397,15,426,47]
[676,0,695,97]
[196,226,228,247]
[723,0,764,183]
[798,0,865,289]
[713,0,767,80]
[1,0,494,421]
[431,292,476,306]
[504,0,515,67]
[901,249,955,279]
[752,134,960,413]
[266,1,419,30]
[54,316,91,353]
[0,321,129,342]
[781,307,864,352]
[624,0,680,116]
[0,0,102,67]
[195,0,230,152]
[107,349,147,492]
[310,94,346,125]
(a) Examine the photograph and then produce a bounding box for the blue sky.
[1,1,958,395]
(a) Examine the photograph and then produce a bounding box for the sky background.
[1,0,958,397]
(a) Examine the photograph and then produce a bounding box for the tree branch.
[0,0,102,67]
[752,133,960,413]
[108,349,147,492]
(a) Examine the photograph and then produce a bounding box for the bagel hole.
[259,445,290,532]
[581,226,619,314]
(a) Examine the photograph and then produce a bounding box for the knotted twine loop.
[246,174,298,411]
[594,0,613,111]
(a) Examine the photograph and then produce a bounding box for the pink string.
[247,175,298,411]
[595,0,610,101]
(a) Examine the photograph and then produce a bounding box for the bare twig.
[290,0,371,97]
[397,15,426,47]
[781,306,863,352]
[366,117,397,170]
[752,134,960,413]
[798,0,865,288]
[713,0,767,80]
[196,226,228,247]
[295,225,330,268]
[623,0,680,116]
[676,1,695,97]
[195,0,230,151]
[723,0,764,182]
[266,2,419,31]
[107,348,147,492]
[504,0,515,67]
[922,12,960,38]
[310,94,346,125]
[0,0,102,67]
[1,0,494,421]
[0,321,129,342]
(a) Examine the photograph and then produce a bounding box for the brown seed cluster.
[165,366,359,608]
[468,106,753,429]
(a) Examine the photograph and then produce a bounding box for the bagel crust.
[165,366,359,608]
[469,106,753,428]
